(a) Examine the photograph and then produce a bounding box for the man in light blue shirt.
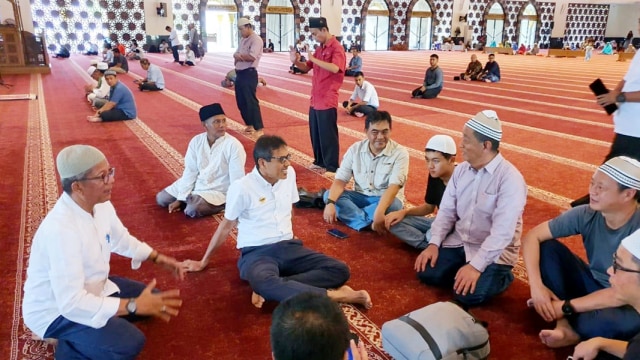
[88,70,137,122]
[135,58,165,91]
[345,47,362,76]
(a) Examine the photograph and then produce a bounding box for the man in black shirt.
[385,134,456,249]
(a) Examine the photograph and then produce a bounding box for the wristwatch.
[126,298,137,315]
[325,198,336,205]
[561,299,575,317]
[616,92,627,103]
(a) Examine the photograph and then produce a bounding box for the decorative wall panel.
[172,0,202,43]
[564,3,608,48]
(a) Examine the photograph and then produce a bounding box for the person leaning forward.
[22,145,184,360]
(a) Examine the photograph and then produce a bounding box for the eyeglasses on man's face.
[79,167,115,184]
[270,154,292,164]
[612,253,640,274]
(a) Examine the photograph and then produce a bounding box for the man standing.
[182,135,372,309]
[135,58,165,91]
[522,156,640,348]
[188,23,200,59]
[156,103,246,218]
[87,70,137,122]
[234,17,265,135]
[386,134,457,249]
[289,17,346,172]
[323,111,409,233]
[411,54,443,99]
[166,25,180,63]
[342,71,379,118]
[22,145,184,359]
[414,110,527,306]
[479,54,500,83]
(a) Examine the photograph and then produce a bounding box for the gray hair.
[61,168,91,195]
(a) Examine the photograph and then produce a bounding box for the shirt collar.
[251,167,281,189]
[61,192,95,220]
[467,153,503,174]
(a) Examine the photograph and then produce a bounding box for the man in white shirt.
[323,110,409,233]
[23,144,184,359]
[166,25,180,63]
[156,103,246,218]
[181,135,372,309]
[342,72,379,118]
[85,62,110,108]
[135,58,165,91]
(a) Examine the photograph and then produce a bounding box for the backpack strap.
[399,315,443,360]
[457,339,490,360]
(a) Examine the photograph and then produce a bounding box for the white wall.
[606,3,640,37]
[145,1,175,36]
[321,1,342,37]
[3,0,34,32]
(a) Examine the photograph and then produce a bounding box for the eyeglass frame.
[612,253,640,274]
[269,154,292,164]
[78,167,116,185]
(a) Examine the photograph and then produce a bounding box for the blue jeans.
[43,277,147,360]
[323,190,403,231]
[389,215,434,250]
[540,239,640,340]
[417,247,514,306]
[238,240,350,302]
[483,74,500,82]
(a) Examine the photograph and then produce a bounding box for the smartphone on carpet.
[589,78,618,115]
[327,228,349,239]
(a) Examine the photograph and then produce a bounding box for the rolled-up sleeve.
[388,147,409,187]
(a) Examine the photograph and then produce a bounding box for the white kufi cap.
[425,134,457,155]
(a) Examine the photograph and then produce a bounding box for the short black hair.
[353,71,364,78]
[365,110,392,130]
[430,54,439,59]
[618,183,640,202]
[470,129,500,152]
[165,26,171,31]
[425,148,454,160]
[253,135,287,169]
[271,293,350,360]
[489,53,496,57]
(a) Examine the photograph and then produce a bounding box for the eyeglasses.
[270,154,292,164]
[612,254,640,274]
[78,167,115,184]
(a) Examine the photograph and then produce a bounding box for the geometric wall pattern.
[172,0,202,43]
[563,3,608,48]
[341,0,364,43]
[293,0,321,42]
[431,0,454,43]
[466,0,489,46]
[535,1,554,46]
[104,1,146,45]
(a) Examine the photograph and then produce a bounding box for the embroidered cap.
[56,145,106,179]
[598,156,640,190]
[309,17,328,29]
[465,110,502,141]
[86,66,97,76]
[199,103,225,122]
[97,62,108,71]
[425,134,457,155]
[104,70,117,76]
[238,17,251,27]
[622,229,640,260]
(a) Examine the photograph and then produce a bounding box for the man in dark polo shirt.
[289,17,346,173]
[385,134,456,249]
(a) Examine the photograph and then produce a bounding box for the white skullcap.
[56,145,106,179]
[622,229,640,260]
[238,17,251,27]
[86,66,97,76]
[599,156,640,190]
[465,110,502,141]
[425,134,457,155]
[96,62,108,71]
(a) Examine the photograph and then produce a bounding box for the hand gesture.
[323,204,337,224]
[155,253,187,280]
[571,338,602,360]
[289,45,300,63]
[135,279,182,322]
[453,264,481,296]
[180,259,208,272]
[530,283,560,322]
[384,209,406,229]
[414,244,439,272]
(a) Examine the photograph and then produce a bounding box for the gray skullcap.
[96,62,108,71]
[465,110,502,141]
[622,229,640,260]
[56,145,106,179]
[425,134,457,155]
[309,17,328,29]
[199,103,225,122]
[238,17,251,27]
[598,156,640,190]
[86,66,97,76]
[104,70,117,76]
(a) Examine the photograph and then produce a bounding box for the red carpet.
[1,50,630,359]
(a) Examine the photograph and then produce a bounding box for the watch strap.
[326,198,336,205]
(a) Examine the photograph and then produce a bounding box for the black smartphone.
[327,228,349,239]
[589,78,618,115]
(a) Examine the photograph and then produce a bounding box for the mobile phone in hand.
[589,78,618,115]
[327,228,349,239]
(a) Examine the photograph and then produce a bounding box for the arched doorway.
[409,0,433,50]
[266,0,295,52]
[518,3,537,48]
[205,0,239,51]
[365,0,390,51]
[484,2,505,47]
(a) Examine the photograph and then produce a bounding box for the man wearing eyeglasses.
[522,156,640,349]
[323,110,409,233]
[181,135,372,309]
[22,145,185,359]
[156,103,246,218]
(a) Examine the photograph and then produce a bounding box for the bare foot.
[244,126,255,134]
[251,292,265,308]
[539,321,580,348]
[328,285,373,309]
[259,78,267,86]
[87,116,102,122]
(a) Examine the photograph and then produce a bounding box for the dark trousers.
[309,107,339,172]
[190,42,200,58]
[235,67,264,131]
[238,240,350,302]
[411,86,442,99]
[43,277,147,360]
[417,247,514,306]
[171,45,180,62]
[350,104,377,117]
[539,239,640,340]
[139,83,162,91]
[100,109,133,122]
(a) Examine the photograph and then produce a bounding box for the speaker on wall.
[550,21,554,29]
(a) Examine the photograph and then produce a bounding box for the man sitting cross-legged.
[522,156,640,349]
[414,110,527,306]
[156,103,246,218]
[87,70,137,122]
[342,71,379,118]
[323,110,409,233]
[385,134,456,250]
[134,58,165,91]
[181,135,372,309]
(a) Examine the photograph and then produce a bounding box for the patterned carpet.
[0,49,630,359]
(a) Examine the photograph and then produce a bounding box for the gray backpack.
[381,301,490,360]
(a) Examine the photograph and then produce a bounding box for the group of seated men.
[22,98,640,359]
[457,53,501,82]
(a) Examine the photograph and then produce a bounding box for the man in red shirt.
[289,17,346,172]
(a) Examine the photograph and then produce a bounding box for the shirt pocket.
[476,192,498,215]
[373,162,393,189]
